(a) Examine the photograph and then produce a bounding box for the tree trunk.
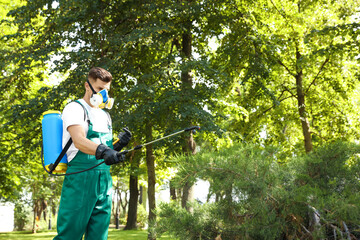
[180,135,196,211]
[139,185,143,204]
[146,122,156,240]
[170,180,177,201]
[115,180,120,229]
[115,207,120,229]
[32,199,38,233]
[42,200,47,221]
[124,145,141,230]
[179,22,198,211]
[225,184,233,221]
[176,188,182,201]
[181,31,192,87]
[120,191,128,218]
[295,49,313,153]
[181,181,194,212]
[124,174,138,230]
[140,185,148,211]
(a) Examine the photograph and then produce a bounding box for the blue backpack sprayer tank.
[42,111,68,174]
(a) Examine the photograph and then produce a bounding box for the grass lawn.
[0,229,174,240]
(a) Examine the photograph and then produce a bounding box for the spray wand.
[45,126,200,176]
[118,126,200,155]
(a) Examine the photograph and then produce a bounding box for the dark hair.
[88,67,112,83]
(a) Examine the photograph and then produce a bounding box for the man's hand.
[118,127,132,147]
[114,127,132,151]
[117,151,126,163]
[96,144,125,165]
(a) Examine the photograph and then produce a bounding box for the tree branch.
[305,58,329,94]
[309,131,327,141]
[269,0,296,33]
[277,59,295,76]
[257,86,297,117]
[284,86,297,98]
[259,95,294,116]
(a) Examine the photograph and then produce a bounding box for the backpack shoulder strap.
[48,100,89,174]
[74,100,90,125]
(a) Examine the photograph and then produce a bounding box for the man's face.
[87,78,111,94]
[86,78,114,109]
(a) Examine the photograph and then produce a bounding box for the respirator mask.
[87,80,114,109]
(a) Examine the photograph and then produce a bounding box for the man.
[54,67,131,240]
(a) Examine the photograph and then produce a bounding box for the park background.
[1,0,360,239]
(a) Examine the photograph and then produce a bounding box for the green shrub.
[156,141,360,239]
[137,204,148,229]
[156,202,218,240]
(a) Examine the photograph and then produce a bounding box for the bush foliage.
[156,141,360,240]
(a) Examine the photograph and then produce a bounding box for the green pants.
[54,170,112,240]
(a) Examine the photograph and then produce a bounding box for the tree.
[111,168,129,229]
[0,3,65,234]
[0,0,34,201]
[122,146,141,230]
[213,0,360,154]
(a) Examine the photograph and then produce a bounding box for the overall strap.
[48,100,89,174]
[74,100,90,126]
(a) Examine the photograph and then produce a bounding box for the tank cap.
[42,110,61,117]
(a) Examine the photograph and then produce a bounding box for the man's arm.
[68,123,125,165]
[67,125,98,155]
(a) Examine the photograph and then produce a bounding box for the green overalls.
[54,101,113,240]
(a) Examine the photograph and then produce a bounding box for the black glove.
[114,127,132,151]
[96,144,125,165]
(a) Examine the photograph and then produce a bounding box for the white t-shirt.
[62,99,112,162]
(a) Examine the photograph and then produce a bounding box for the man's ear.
[85,81,91,92]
